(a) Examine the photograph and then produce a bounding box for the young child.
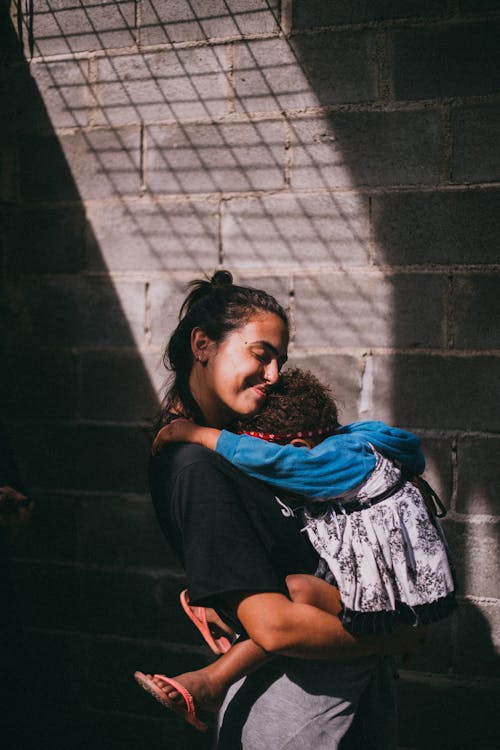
[135,368,455,729]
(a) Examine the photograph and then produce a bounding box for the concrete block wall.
[1,1,498,748]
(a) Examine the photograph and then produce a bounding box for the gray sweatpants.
[216,656,397,750]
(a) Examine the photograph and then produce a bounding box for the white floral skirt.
[303,450,456,633]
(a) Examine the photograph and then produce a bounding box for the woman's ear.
[191,327,214,364]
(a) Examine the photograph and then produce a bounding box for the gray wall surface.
[1,1,499,748]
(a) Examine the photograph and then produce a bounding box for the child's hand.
[151,419,196,454]
[151,419,222,455]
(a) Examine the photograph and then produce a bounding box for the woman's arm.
[230,590,424,660]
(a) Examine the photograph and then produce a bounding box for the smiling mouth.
[251,384,268,399]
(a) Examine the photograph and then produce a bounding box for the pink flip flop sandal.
[180,589,232,655]
[134,671,208,733]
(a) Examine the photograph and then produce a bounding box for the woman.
[147,270,419,749]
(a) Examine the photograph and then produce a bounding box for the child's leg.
[144,637,271,714]
[286,574,342,616]
[139,578,342,716]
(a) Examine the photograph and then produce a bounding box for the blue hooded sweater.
[216,420,425,500]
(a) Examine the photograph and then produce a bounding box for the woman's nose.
[264,359,279,384]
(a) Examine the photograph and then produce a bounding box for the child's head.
[238,368,339,445]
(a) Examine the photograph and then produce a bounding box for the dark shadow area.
[1,1,498,749]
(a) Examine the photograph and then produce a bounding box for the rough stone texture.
[20,128,142,201]
[398,674,499,749]
[290,111,444,189]
[233,32,377,113]
[30,59,93,130]
[94,47,230,126]
[9,204,87,274]
[2,3,499,749]
[371,355,500,431]
[443,518,500,599]
[222,192,371,269]
[140,0,280,45]
[391,23,500,100]
[294,273,447,349]
[23,0,137,56]
[146,120,285,194]
[85,198,219,271]
[452,105,500,183]
[451,275,500,349]
[293,0,449,28]
[371,189,500,266]
[456,437,500,515]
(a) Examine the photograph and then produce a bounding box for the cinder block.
[372,189,500,266]
[453,598,500,677]
[9,204,87,274]
[461,0,500,12]
[18,629,90,711]
[285,353,362,425]
[233,32,376,114]
[10,421,151,493]
[85,198,219,272]
[293,0,449,28]
[78,567,165,638]
[452,105,500,183]
[30,59,92,130]
[148,277,189,348]
[294,273,447,348]
[79,351,160,422]
[370,355,500,431]
[442,518,500,599]
[94,47,229,126]
[12,560,82,631]
[11,491,78,562]
[400,610,454,674]
[419,437,453,509]
[398,673,499,749]
[391,23,500,100]
[0,347,77,419]
[4,276,146,349]
[456,437,500,515]
[290,112,443,189]
[76,493,181,570]
[146,120,285,195]
[20,128,141,202]
[451,275,500,349]
[27,0,136,56]
[140,0,280,45]
[222,192,371,269]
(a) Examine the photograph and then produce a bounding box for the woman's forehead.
[234,313,289,352]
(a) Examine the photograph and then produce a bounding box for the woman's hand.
[151,419,221,455]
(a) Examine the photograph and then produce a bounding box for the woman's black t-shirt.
[149,443,318,616]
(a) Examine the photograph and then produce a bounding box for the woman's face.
[191,312,289,428]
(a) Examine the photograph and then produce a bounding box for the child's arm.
[152,419,221,455]
[215,430,375,499]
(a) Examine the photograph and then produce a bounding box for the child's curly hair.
[238,368,339,441]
